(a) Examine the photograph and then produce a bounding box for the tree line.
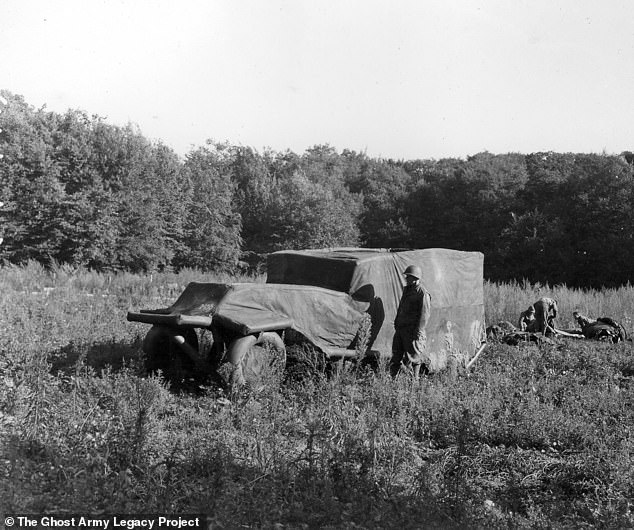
[1,90,633,288]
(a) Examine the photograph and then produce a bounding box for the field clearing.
[2,263,634,528]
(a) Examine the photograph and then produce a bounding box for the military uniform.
[533,297,558,334]
[390,283,431,377]
[573,311,595,329]
[518,308,536,332]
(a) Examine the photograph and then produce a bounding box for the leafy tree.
[174,145,242,272]
[49,110,119,268]
[564,154,634,287]
[521,152,576,215]
[101,128,183,272]
[499,153,634,287]
[406,153,529,278]
[226,145,278,255]
[0,92,66,263]
[0,91,189,271]
[4,91,633,287]
[228,144,363,254]
[497,208,572,284]
[300,144,347,187]
[343,153,413,248]
[267,171,362,250]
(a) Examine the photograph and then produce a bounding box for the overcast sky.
[2,0,633,160]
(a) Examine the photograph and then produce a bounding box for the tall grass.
[485,279,634,330]
[1,264,634,527]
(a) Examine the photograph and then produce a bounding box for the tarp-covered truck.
[127,248,486,386]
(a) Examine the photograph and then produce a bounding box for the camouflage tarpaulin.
[268,248,486,371]
[149,248,485,372]
[161,281,367,353]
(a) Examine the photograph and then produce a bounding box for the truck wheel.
[224,332,286,390]
[142,326,199,384]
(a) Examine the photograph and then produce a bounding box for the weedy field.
[1,262,634,529]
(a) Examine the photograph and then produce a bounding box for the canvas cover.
[146,248,485,372]
[268,248,486,371]
[159,281,367,354]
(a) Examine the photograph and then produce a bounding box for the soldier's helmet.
[403,265,422,280]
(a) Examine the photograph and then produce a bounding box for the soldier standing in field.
[533,297,558,334]
[390,265,431,379]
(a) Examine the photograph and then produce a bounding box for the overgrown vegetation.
[2,265,634,528]
[2,90,634,286]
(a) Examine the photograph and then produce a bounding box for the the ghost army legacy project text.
[4,516,204,530]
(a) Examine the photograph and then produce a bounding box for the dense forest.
[1,90,633,288]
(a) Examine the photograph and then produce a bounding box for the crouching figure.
[573,311,628,343]
[533,297,558,335]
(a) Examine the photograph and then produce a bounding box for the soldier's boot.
[412,364,421,379]
[390,361,401,379]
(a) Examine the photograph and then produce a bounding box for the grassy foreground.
[1,262,634,528]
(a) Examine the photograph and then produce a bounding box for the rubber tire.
[142,326,199,384]
[225,332,286,389]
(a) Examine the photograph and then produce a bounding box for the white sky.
[2,0,633,160]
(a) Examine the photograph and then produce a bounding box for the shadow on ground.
[49,338,145,375]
